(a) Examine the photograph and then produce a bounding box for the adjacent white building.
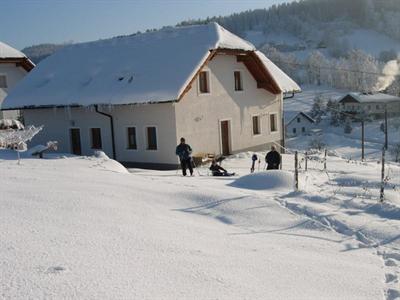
[339,92,400,118]
[0,41,34,120]
[285,112,315,137]
[2,23,300,169]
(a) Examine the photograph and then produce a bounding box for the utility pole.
[380,147,385,203]
[294,151,299,191]
[361,119,365,161]
[384,105,388,150]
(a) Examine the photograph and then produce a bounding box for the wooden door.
[70,128,82,155]
[220,120,231,156]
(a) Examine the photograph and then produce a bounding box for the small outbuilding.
[285,111,315,137]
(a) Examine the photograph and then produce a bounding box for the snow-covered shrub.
[310,95,326,123]
[344,118,352,134]
[390,143,400,162]
[308,138,325,151]
[0,126,43,163]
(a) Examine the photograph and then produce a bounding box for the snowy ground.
[1,149,399,299]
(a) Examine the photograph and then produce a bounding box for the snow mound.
[94,150,109,159]
[230,170,294,190]
[90,152,129,174]
[97,159,129,174]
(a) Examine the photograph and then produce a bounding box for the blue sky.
[1,0,290,50]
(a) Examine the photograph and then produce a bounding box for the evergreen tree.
[310,95,326,123]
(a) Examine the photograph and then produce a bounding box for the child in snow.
[209,160,234,176]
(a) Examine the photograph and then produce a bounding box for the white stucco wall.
[0,63,27,119]
[174,54,283,156]
[286,114,314,137]
[23,103,178,165]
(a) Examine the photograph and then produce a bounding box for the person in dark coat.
[209,160,234,176]
[265,145,281,170]
[176,137,193,176]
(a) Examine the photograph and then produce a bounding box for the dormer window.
[199,71,210,94]
[234,71,243,91]
[0,75,7,88]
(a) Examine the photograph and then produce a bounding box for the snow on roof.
[2,23,299,109]
[284,111,315,125]
[0,41,26,59]
[255,51,301,94]
[340,92,400,104]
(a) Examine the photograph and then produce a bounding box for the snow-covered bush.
[0,126,43,163]
[390,143,400,162]
[308,138,325,151]
[310,95,326,123]
[344,118,352,134]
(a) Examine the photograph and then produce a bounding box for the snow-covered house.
[2,23,300,169]
[339,92,400,118]
[285,112,315,137]
[0,41,35,120]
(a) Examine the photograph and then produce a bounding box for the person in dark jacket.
[265,145,281,170]
[176,137,193,176]
[209,160,235,176]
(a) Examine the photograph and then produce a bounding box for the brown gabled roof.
[0,57,35,72]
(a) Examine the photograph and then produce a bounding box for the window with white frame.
[252,115,261,135]
[199,71,210,94]
[0,75,7,88]
[270,114,278,132]
[127,127,137,149]
[146,126,157,150]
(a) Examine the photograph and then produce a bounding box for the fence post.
[324,149,327,171]
[295,151,299,191]
[305,151,308,171]
[380,147,385,203]
[361,120,365,161]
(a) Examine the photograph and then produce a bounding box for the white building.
[0,41,34,120]
[2,23,300,169]
[285,112,315,137]
[339,92,400,118]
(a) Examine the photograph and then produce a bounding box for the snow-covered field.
[1,149,399,299]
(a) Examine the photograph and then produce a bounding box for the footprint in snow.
[46,266,66,274]
[387,288,400,300]
[385,273,398,283]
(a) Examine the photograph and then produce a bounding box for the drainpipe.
[94,105,116,160]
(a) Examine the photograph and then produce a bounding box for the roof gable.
[0,41,35,72]
[285,112,315,125]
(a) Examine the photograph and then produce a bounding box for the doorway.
[70,128,82,155]
[220,120,231,156]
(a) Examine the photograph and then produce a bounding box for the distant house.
[0,41,35,120]
[2,23,300,169]
[285,112,315,137]
[338,92,400,118]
